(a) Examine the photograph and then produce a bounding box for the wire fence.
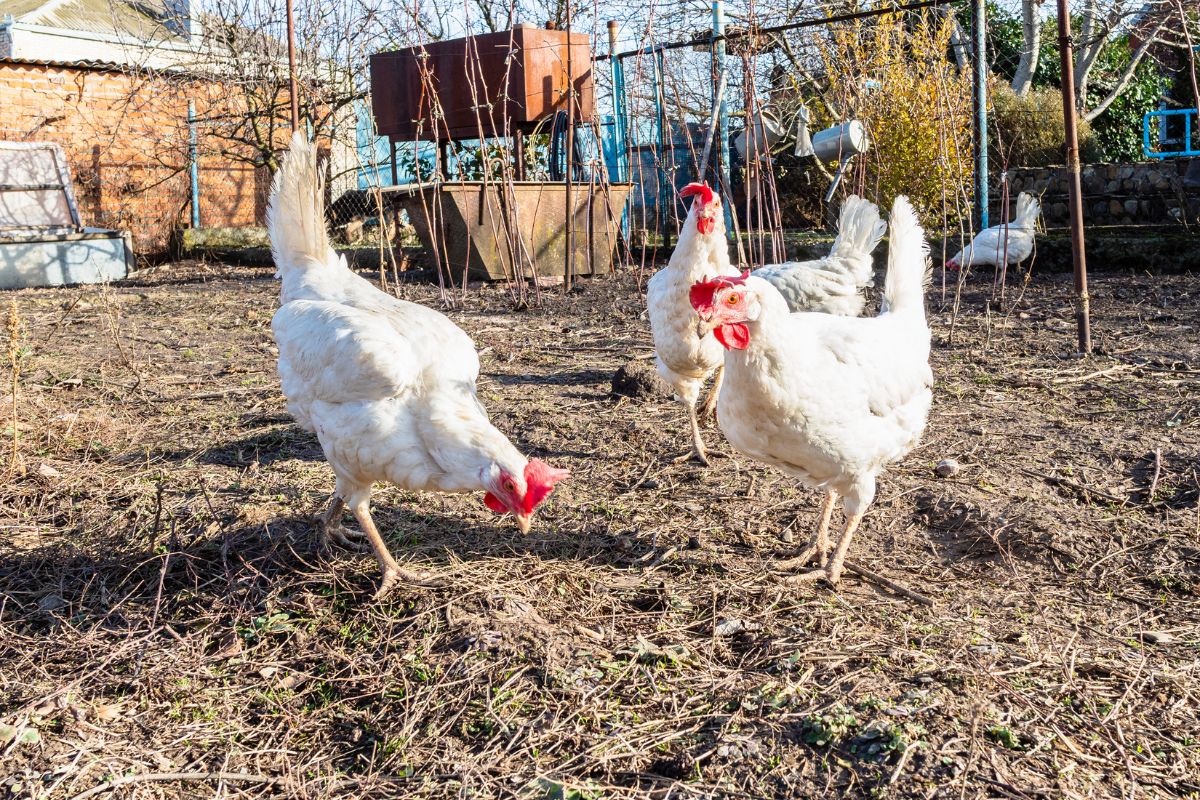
[2,0,1196,297]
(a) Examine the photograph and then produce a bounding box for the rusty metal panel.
[370,25,593,142]
[394,182,631,280]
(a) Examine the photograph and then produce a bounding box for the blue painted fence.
[1143,108,1200,160]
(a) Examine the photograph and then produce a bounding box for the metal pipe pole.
[1055,0,1092,354]
[608,21,631,243]
[713,0,734,239]
[972,0,988,229]
[607,21,626,182]
[286,0,299,131]
[651,48,669,247]
[564,9,575,290]
[188,99,200,228]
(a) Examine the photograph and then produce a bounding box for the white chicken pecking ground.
[646,183,885,466]
[267,133,569,598]
[947,191,1041,272]
[691,195,933,586]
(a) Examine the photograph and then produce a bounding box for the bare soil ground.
[1,261,1198,799]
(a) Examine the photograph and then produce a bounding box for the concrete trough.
[0,228,133,289]
[0,141,131,290]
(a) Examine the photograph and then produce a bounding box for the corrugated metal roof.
[0,54,188,72]
[9,0,185,44]
[2,0,52,18]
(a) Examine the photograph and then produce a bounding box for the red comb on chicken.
[681,182,719,234]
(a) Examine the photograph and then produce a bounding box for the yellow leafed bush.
[814,10,974,228]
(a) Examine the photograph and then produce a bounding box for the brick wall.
[0,60,269,256]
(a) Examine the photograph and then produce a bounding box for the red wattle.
[696,217,714,235]
[714,323,750,350]
[484,492,507,513]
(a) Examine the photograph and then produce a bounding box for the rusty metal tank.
[370,25,594,141]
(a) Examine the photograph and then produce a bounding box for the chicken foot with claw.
[785,511,863,586]
[319,495,367,552]
[776,490,837,570]
[345,496,444,598]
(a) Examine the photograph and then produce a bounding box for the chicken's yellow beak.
[516,513,532,535]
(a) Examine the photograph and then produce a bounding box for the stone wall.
[997,161,1199,228]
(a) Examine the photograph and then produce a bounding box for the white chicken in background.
[753,194,885,316]
[691,196,933,586]
[947,192,1041,271]
[647,183,885,465]
[268,133,569,598]
[646,183,741,466]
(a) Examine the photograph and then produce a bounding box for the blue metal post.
[652,47,670,241]
[973,0,989,229]
[188,100,200,229]
[713,0,733,238]
[607,21,628,182]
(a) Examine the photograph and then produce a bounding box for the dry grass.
[0,260,1198,799]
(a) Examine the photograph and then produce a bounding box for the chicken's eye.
[503,480,516,493]
[725,293,741,306]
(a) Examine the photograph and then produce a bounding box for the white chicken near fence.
[268,133,569,598]
[647,183,885,466]
[691,196,933,586]
[947,192,1041,271]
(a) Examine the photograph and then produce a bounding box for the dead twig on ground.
[1146,448,1163,504]
[1019,467,1127,506]
[843,560,936,607]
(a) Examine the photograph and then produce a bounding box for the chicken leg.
[687,403,709,465]
[784,511,863,586]
[776,490,837,571]
[343,491,443,598]
[700,366,724,420]
[672,401,710,466]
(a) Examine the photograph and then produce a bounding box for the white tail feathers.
[268,131,330,274]
[1013,192,1041,230]
[828,195,887,285]
[881,196,931,316]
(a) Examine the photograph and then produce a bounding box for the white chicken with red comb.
[646,181,885,465]
[646,182,743,465]
[268,133,569,598]
[690,196,933,586]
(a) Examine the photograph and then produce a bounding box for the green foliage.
[987,725,1031,750]
[1084,41,1167,161]
[799,706,860,747]
[981,5,1169,162]
[818,11,974,227]
[396,136,549,182]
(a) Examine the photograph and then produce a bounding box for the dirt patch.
[1,260,1198,799]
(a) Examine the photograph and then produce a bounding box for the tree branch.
[1083,16,1169,122]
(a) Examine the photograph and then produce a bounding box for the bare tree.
[1011,0,1043,96]
[1070,0,1170,120]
